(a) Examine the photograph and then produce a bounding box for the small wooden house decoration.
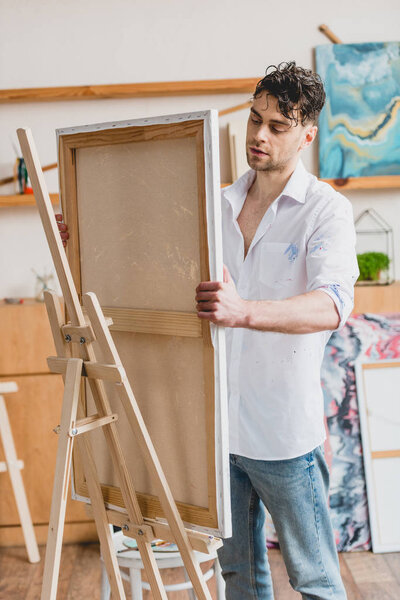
[355,208,394,286]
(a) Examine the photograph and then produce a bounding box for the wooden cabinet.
[0,300,97,546]
[353,281,400,314]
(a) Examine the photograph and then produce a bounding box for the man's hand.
[55,214,69,247]
[195,265,249,327]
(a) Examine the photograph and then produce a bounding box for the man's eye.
[271,126,284,133]
[251,117,261,124]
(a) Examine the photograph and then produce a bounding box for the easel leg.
[0,394,40,563]
[76,435,126,599]
[41,358,83,600]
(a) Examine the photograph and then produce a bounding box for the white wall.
[1,0,400,297]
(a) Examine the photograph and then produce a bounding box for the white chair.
[100,529,225,599]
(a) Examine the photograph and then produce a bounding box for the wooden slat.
[322,175,400,190]
[78,480,217,530]
[60,119,204,150]
[72,413,118,436]
[318,24,343,44]
[222,175,400,191]
[362,361,400,370]
[0,193,59,207]
[0,78,259,103]
[0,163,57,187]
[371,449,400,459]
[47,356,125,383]
[75,413,105,427]
[219,100,252,117]
[40,358,83,598]
[102,307,202,337]
[194,125,219,531]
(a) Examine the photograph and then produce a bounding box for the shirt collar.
[222,159,309,217]
[280,159,308,204]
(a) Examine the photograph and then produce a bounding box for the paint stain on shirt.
[309,237,328,254]
[284,243,299,262]
[322,283,344,310]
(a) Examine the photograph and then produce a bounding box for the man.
[195,62,359,599]
[57,61,358,599]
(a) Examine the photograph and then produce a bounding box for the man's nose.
[253,125,270,145]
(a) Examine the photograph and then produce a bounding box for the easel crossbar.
[0,459,24,472]
[70,413,118,436]
[86,506,223,555]
[47,355,126,383]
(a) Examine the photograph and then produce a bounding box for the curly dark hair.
[253,61,326,126]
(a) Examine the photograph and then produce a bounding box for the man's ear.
[299,125,318,151]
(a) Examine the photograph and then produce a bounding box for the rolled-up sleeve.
[306,192,360,332]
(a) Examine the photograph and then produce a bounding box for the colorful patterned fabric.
[266,312,400,551]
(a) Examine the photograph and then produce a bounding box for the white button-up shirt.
[222,159,359,460]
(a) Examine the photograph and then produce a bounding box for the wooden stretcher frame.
[355,358,400,552]
[56,110,231,537]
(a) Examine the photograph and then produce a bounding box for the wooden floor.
[0,543,399,599]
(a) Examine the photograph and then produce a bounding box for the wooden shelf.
[223,176,400,191]
[0,78,259,103]
[321,175,400,191]
[0,193,59,207]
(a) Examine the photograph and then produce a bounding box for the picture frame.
[56,110,231,537]
[355,358,400,552]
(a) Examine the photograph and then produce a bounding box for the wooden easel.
[17,127,222,600]
[0,381,40,563]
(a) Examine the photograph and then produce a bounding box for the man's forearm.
[243,289,341,334]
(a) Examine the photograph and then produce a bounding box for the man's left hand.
[195,265,249,327]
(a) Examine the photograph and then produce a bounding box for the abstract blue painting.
[316,42,400,179]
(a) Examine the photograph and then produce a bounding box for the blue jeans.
[217,445,347,599]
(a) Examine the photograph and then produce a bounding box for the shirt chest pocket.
[258,242,298,287]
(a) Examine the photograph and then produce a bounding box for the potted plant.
[356,251,390,283]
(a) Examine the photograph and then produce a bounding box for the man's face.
[245,91,316,172]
